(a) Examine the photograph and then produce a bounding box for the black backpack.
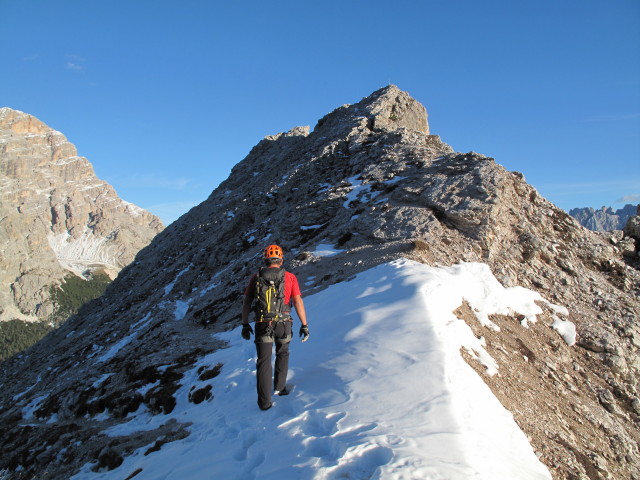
[253,266,286,322]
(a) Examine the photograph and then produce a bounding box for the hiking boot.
[259,402,273,411]
[275,387,290,396]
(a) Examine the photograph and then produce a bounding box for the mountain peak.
[359,84,430,134]
[0,107,50,135]
[311,85,429,140]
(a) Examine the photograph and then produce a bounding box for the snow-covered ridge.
[71,259,566,479]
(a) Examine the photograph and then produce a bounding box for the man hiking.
[241,244,309,411]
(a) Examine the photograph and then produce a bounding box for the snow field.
[47,230,122,275]
[72,259,563,479]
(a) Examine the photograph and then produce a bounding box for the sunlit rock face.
[0,107,163,321]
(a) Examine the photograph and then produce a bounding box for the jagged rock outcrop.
[0,108,164,322]
[570,204,638,232]
[0,86,638,479]
[624,206,640,252]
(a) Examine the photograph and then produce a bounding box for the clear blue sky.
[2,0,639,225]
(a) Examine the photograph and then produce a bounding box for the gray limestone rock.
[623,206,640,245]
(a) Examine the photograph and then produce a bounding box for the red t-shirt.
[244,269,302,308]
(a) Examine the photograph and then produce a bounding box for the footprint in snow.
[323,443,393,480]
[233,429,258,461]
[301,410,345,437]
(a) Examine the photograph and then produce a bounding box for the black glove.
[299,325,309,342]
[241,324,253,340]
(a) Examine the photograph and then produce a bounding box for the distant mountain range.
[569,204,638,232]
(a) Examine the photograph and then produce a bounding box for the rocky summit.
[0,86,639,479]
[0,108,163,322]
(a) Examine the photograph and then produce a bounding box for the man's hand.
[299,325,309,342]
[241,324,253,340]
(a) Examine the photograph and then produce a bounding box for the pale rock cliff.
[0,108,163,322]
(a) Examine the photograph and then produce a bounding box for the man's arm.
[241,294,252,325]
[291,295,307,326]
[241,275,257,325]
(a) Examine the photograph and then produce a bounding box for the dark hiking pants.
[255,321,292,409]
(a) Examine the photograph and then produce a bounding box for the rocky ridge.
[0,108,164,322]
[570,204,639,232]
[0,86,639,479]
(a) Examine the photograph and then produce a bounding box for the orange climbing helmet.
[264,244,283,260]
